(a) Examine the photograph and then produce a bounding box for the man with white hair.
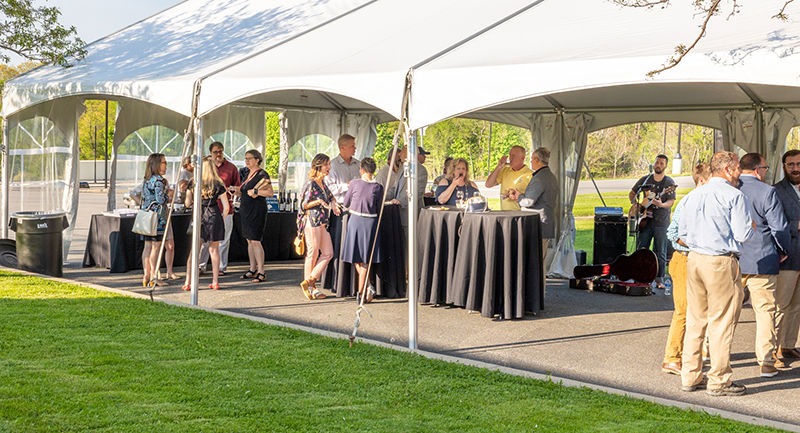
[486,145,533,210]
[508,147,557,258]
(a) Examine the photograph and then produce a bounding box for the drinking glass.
[456,190,464,207]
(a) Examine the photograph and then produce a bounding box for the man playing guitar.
[629,154,677,290]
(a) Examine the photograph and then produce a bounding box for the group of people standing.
[138,141,272,290]
[644,150,800,397]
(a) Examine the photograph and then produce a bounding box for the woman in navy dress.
[435,157,480,205]
[341,157,384,302]
[182,156,229,290]
[237,149,273,283]
[140,153,177,288]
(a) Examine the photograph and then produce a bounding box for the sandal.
[300,280,313,300]
[153,279,168,287]
[218,270,226,276]
[208,283,221,290]
[181,284,191,291]
[241,270,256,280]
[167,273,181,280]
[252,272,266,283]
[311,289,327,300]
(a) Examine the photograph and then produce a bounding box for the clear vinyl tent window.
[286,134,335,190]
[206,129,258,167]
[116,125,183,187]
[8,116,70,213]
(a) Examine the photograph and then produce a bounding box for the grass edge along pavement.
[0,270,789,433]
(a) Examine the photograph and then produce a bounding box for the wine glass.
[456,189,464,207]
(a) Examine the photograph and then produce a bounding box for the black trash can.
[9,211,69,277]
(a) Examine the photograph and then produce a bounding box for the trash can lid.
[11,210,67,220]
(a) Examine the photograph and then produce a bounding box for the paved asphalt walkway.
[62,260,800,430]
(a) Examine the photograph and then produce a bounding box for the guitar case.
[571,249,658,297]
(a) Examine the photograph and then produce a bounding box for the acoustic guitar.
[573,249,658,284]
[629,184,677,231]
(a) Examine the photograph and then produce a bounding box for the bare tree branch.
[613,0,794,76]
[646,0,722,77]
[773,0,795,19]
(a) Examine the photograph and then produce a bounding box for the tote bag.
[132,182,159,236]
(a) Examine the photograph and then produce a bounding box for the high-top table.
[417,207,544,319]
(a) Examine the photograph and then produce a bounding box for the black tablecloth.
[417,208,544,319]
[82,213,192,273]
[323,204,407,299]
[83,211,300,273]
[229,211,302,262]
[417,208,463,305]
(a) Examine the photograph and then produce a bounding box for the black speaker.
[593,215,627,264]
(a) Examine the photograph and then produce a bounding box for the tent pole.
[1,118,9,239]
[190,118,203,306]
[407,129,418,350]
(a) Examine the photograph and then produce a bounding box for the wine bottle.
[292,191,298,213]
[279,190,285,211]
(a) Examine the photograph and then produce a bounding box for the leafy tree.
[263,111,280,177]
[0,0,86,67]
[77,100,116,160]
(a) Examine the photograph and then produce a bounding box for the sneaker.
[680,376,707,392]
[774,354,787,369]
[760,364,779,378]
[706,382,746,397]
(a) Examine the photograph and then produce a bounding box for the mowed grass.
[0,271,782,432]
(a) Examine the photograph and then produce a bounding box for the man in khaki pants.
[678,152,754,396]
[737,153,789,378]
[773,149,800,360]
[661,163,710,376]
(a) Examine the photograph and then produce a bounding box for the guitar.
[573,249,658,284]
[629,184,677,231]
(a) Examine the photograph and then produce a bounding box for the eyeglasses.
[244,156,254,161]
[786,162,800,168]
[757,165,769,170]
[211,150,224,155]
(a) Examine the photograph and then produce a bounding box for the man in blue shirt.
[678,151,754,396]
[737,153,789,378]
[662,163,710,376]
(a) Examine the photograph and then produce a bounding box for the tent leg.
[190,119,203,306]
[407,130,418,350]
[1,118,8,239]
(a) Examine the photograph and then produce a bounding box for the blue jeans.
[637,224,668,282]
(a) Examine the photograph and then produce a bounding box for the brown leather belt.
[674,250,689,256]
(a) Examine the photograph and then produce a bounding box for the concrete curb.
[2,266,797,432]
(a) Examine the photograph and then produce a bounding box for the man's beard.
[653,166,663,174]
[785,169,800,185]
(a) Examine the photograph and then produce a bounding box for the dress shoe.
[661,362,681,375]
[760,364,779,378]
[706,382,746,397]
[773,354,787,369]
[680,376,707,392]
[779,347,800,359]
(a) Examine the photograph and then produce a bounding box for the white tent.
[3,0,800,347]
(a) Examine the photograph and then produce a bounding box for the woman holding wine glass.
[435,157,480,206]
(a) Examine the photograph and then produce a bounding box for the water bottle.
[664,275,673,296]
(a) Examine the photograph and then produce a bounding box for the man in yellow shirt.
[485,145,533,210]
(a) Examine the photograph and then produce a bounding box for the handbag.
[294,208,307,255]
[132,180,160,236]
[132,205,159,236]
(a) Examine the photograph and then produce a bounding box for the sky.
[7,0,184,64]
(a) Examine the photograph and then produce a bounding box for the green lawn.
[0,271,781,432]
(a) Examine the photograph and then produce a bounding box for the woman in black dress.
[182,156,229,290]
[237,149,273,282]
[341,157,384,302]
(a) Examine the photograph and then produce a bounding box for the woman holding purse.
[140,153,177,287]
[298,153,341,300]
[237,149,273,283]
